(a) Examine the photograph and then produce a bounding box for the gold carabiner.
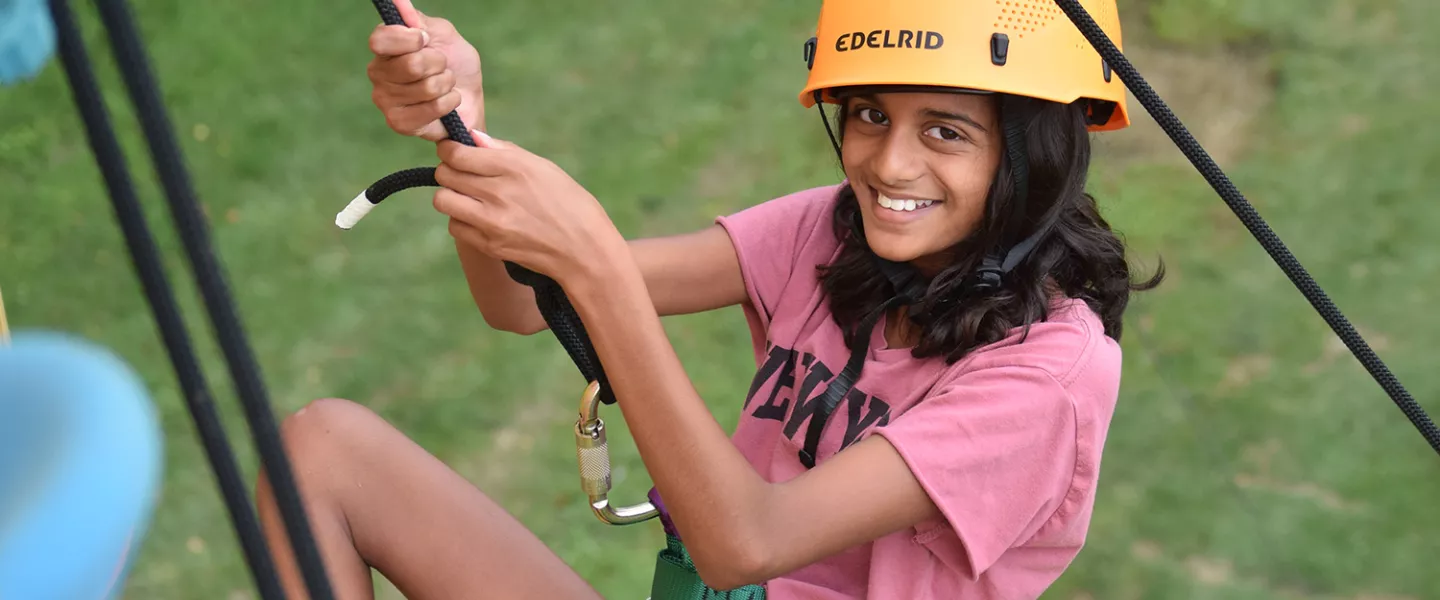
[574,380,658,525]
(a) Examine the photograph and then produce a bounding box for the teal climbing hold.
[0,331,165,600]
[0,0,56,85]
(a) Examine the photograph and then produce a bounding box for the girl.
[258,0,1163,598]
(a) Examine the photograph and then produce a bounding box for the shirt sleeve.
[870,363,1079,578]
[713,184,840,330]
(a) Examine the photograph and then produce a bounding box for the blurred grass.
[1,0,1438,598]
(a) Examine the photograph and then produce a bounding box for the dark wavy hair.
[818,92,1165,363]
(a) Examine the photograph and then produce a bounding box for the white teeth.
[877,193,936,212]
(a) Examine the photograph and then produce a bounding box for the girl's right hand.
[366,0,484,141]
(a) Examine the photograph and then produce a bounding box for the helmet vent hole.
[997,0,1056,33]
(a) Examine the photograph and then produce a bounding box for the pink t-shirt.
[713,183,1123,599]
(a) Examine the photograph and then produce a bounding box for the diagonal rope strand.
[46,0,286,597]
[87,0,337,595]
[1052,0,1440,456]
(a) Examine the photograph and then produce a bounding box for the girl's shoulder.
[940,296,1121,392]
[716,182,847,248]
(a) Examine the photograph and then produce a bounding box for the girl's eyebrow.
[919,108,989,133]
[851,93,990,133]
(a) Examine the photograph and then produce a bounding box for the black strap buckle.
[969,254,1005,292]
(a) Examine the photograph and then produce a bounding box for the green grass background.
[3,0,1439,598]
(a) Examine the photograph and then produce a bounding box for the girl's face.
[840,91,1004,275]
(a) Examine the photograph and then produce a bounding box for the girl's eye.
[857,107,888,125]
[926,126,964,142]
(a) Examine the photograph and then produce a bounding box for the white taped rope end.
[335,191,376,230]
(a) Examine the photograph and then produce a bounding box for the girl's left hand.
[432,131,625,283]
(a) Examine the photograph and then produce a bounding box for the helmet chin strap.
[969,93,1040,292]
[815,90,844,163]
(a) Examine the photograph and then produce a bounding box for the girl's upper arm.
[629,224,748,317]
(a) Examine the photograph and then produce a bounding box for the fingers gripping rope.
[335,2,474,231]
[1051,0,1440,456]
[337,2,471,230]
[344,0,621,410]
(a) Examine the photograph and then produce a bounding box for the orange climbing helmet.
[798,0,1130,132]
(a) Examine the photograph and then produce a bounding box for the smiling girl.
[256,1,1163,598]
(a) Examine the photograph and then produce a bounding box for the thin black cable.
[1052,0,1440,456]
[45,0,285,598]
[366,0,618,405]
[90,0,336,596]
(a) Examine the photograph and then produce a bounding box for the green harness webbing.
[650,534,767,600]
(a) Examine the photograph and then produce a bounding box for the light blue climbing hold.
[0,331,165,600]
[0,0,57,85]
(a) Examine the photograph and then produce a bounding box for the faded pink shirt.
[713,183,1122,599]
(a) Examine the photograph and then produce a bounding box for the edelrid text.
[834,30,944,52]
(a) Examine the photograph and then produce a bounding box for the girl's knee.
[287,396,370,427]
[280,397,381,462]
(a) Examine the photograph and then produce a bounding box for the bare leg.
[256,398,603,600]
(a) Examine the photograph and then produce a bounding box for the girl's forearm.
[561,244,774,588]
[455,239,548,334]
[455,224,748,335]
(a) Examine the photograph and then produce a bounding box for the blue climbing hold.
[0,0,57,85]
[0,331,165,600]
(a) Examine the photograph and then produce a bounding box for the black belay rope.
[45,0,336,598]
[350,0,619,407]
[1048,0,1440,456]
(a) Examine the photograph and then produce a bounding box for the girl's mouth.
[873,190,941,222]
[877,192,937,212]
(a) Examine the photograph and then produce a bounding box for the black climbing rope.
[1051,0,1439,456]
[47,0,336,598]
[45,1,287,597]
[350,0,619,407]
